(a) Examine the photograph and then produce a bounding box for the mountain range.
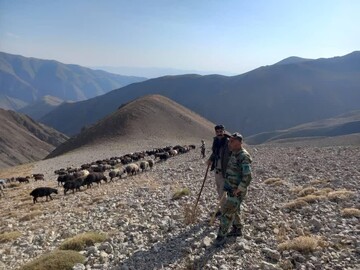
[0,51,147,112]
[40,51,360,136]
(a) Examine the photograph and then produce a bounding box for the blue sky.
[0,0,359,75]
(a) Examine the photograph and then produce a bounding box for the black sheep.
[17,177,30,183]
[63,178,83,195]
[30,187,58,204]
[83,172,107,188]
[57,174,75,186]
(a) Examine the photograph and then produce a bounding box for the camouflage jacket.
[224,148,252,197]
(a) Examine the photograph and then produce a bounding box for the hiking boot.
[214,235,226,247]
[227,226,242,237]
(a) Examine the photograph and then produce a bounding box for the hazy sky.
[0,0,359,75]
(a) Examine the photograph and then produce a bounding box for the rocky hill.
[46,94,215,158]
[0,109,68,168]
[0,139,358,269]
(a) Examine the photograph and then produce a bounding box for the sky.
[0,0,359,76]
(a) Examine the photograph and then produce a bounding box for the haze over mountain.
[93,66,237,78]
[47,95,214,158]
[0,109,68,168]
[0,52,147,111]
[41,51,360,137]
[18,95,64,120]
[246,110,360,145]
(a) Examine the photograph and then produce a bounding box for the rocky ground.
[0,142,359,270]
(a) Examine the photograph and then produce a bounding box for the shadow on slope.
[46,95,215,158]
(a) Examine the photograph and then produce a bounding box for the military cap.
[230,132,243,142]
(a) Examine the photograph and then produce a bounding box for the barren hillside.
[0,109,68,168]
[47,94,215,158]
[0,141,359,270]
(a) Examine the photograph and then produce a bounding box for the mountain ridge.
[0,51,147,111]
[41,51,360,136]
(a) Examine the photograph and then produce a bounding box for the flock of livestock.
[0,144,196,203]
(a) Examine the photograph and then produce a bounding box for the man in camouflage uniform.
[214,132,252,247]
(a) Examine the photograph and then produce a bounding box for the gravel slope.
[0,142,359,270]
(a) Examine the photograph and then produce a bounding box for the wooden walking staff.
[190,163,211,222]
[209,192,226,225]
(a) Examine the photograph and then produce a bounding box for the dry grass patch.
[283,199,308,210]
[297,187,315,197]
[278,236,326,253]
[20,196,33,202]
[59,232,107,251]
[19,210,43,222]
[0,163,34,179]
[314,188,333,196]
[298,194,326,203]
[91,196,103,204]
[263,178,284,185]
[19,250,85,270]
[290,186,303,194]
[341,208,360,218]
[327,190,355,201]
[0,231,21,243]
[7,182,21,188]
[172,188,191,200]
[309,179,330,185]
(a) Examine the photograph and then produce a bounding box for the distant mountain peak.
[274,56,313,65]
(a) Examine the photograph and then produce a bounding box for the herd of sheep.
[0,144,196,203]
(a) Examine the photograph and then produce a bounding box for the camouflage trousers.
[218,194,243,237]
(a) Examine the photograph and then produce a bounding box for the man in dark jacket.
[207,124,231,215]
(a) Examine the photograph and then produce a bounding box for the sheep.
[169,149,178,156]
[17,177,30,183]
[139,161,149,172]
[108,169,122,182]
[83,172,108,188]
[63,178,84,195]
[57,174,76,186]
[30,187,58,204]
[124,163,140,176]
[74,169,89,179]
[154,152,170,161]
[147,159,154,169]
[32,173,45,181]
[0,179,8,186]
